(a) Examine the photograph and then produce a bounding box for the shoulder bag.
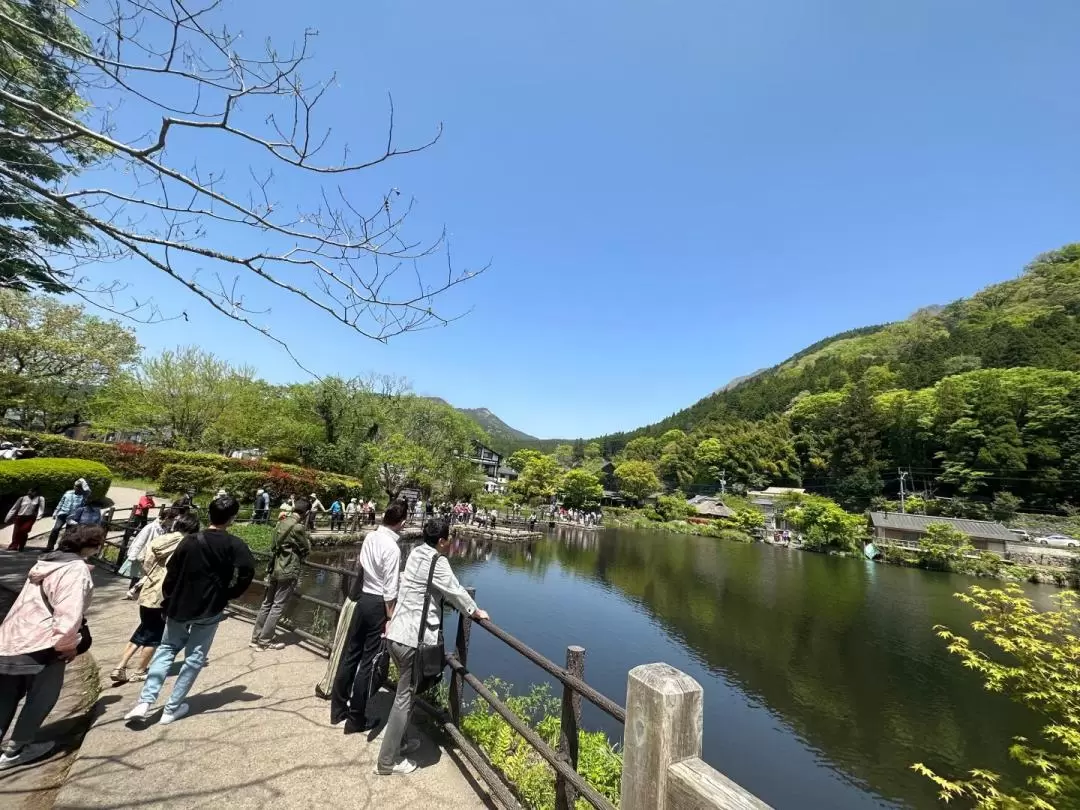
[412,552,445,694]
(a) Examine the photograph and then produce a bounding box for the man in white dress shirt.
[331,500,408,733]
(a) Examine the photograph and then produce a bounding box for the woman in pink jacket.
[0,526,103,769]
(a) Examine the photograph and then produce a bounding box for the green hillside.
[598,244,1080,450]
[568,244,1080,513]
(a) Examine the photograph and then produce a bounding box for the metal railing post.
[449,585,476,726]
[555,645,585,810]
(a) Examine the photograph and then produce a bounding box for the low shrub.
[219,471,271,501]
[459,681,621,810]
[159,463,219,494]
[701,524,753,543]
[0,458,112,517]
[1,431,371,502]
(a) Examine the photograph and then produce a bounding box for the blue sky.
[88,0,1080,439]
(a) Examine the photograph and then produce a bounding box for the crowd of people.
[3,478,109,553]
[0,483,490,779]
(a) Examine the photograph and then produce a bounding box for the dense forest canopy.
[511,245,1080,512]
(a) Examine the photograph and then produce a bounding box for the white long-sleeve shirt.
[126,519,166,564]
[6,495,44,522]
[358,524,401,602]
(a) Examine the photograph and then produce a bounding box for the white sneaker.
[375,758,417,776]
[160,703,189,725]
[0,741,55,769]
[124,702,152,721]
[400,737,421,755]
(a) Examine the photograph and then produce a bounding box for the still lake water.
[245,525,1052,809]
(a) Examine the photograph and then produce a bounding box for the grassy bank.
[605,510,755,544]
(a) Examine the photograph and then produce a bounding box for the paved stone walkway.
[1,485,493,810]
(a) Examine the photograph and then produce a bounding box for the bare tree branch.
[0,0,485,352]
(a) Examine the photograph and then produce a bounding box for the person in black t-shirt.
[123,496,254,726]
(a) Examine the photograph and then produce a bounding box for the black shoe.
[343,718,378,735]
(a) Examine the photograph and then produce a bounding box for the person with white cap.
[306,492,326,530]
[46,480,88,552]
[254,488,271,524]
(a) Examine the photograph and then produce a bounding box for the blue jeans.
[139,614,222,713]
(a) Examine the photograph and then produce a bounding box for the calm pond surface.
[242,525,1052,809]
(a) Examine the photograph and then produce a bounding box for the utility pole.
[719,470,727,497]
[898,468,908,514]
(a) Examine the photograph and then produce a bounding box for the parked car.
[1037,534,1079,549]
[1008,529,1032,541]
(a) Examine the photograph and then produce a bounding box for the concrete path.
[53,575,492,810]
[1,486,494,810]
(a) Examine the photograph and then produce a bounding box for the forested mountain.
[458,408,539,447]
[577,244,1080,512]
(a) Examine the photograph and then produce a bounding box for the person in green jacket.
[250,498,312,651]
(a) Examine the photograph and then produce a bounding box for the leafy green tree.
[584,442,603,461]
[830,377,884,510]
[0,0,101,292]
[507,449,544,476]
[918,523,972,571]
[781,493,865,552]
[512,454,562,504]
[369,396,482,500]
[732,508,765,534]
[615,460,662,502]
[560,468,603,509]
[0,291,139,429]
[554,443,575,469]
[622,437,659,462]
[990,491,1023,523]
[914,584,1080,809]
[93,346,256,449]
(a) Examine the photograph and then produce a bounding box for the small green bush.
[159,463,219,494]
[642,508,663,521]
[0,458,112,517]
[218,471,270,500]
[701,524,753,543]
[460,681,621,810]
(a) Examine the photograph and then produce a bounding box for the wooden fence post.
[620,663,703,810]
[449,585,476,726]
[555,645,585,810]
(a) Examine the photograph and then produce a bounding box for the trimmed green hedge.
[0,459,112,518]
[159,464,220,495]
[0,431,370,503]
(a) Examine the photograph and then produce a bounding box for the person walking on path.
[5,488,46,551]
[329,498,344,532]
[124,495,254,726]
[306,493,326,530]
[131,492,156,531]
[331,500,407,733]
[0,526,102,769]
[254,489,271,524]
[377,518,489,776]
[45,480,86,552]
[120,507,175,598]
[66,498,103,532]
[111,513,198,685]
[250,499,311,651]
[345,498,359,533]
[367,500,377,526]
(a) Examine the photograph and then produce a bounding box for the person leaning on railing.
[376,517,490,777]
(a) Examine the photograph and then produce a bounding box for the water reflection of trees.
[497,529,1039,809]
